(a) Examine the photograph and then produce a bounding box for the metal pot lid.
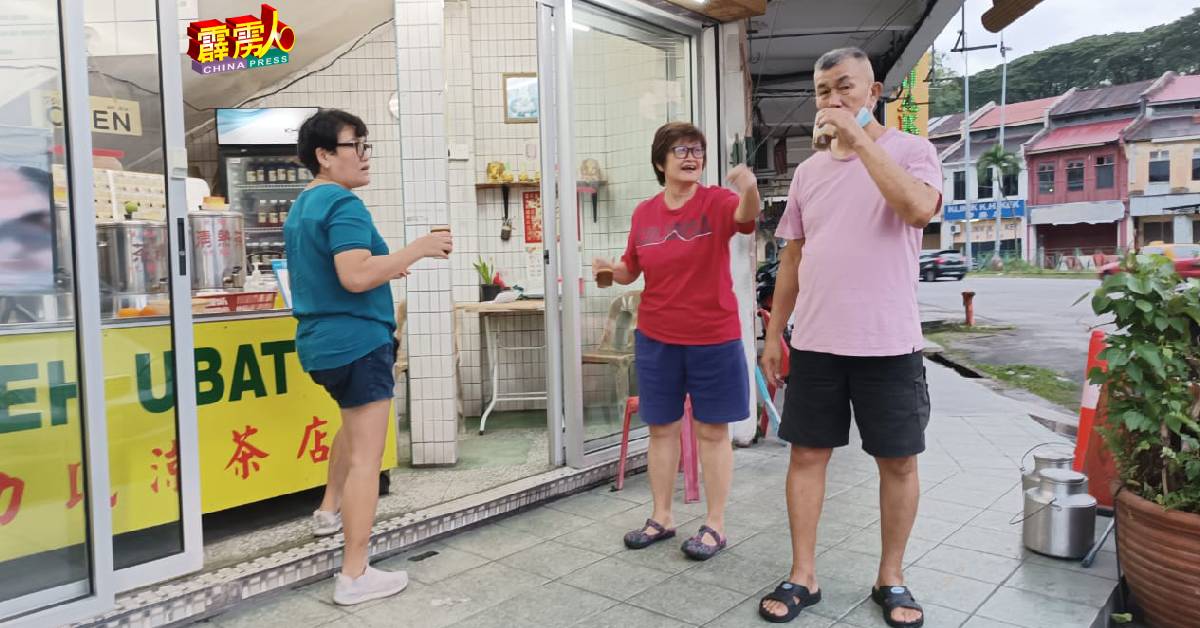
[97,219,167,228]
[188,209,243,219]
[1033,450,1074,464]
[1038,468,1086,484]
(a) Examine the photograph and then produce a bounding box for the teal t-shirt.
[283,183,395,372]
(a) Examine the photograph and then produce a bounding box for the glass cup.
[595,268,613,288]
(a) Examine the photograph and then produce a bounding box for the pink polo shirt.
[775,128,943,357]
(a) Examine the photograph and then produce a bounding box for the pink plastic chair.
[613,396,701,503]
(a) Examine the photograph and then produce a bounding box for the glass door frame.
[543,0,716,469]
[109,0,204,593]
[1,0,114,623]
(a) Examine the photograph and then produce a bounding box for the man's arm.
[767,239,803,342]
[855,140,941,229]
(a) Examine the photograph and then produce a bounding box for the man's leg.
[852,352,929,625]
[761,446,831,618]
[875,455,922,624]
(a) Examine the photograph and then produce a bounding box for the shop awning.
[1029,200,1125,226]
[1026,119,1133,154]
[1130,193,1200,216]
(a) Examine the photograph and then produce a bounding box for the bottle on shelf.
[269,200,280,226]
[265,162,276,183]
[256,163,266,182]
[280,199,289,224]
[286,163,298,183]
[245,164,258,183]
[257,199,269,226]
[275,163,287,182]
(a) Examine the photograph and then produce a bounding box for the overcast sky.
[932,0,1196,73]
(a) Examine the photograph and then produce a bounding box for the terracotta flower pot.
[1116,489,1200,628]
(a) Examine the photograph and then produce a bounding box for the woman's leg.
[336,398,391,578]
[318,430,350,513]
[693,421,733,544]
[646,420,683,531]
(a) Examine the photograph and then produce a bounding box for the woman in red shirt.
[594,121,759,560]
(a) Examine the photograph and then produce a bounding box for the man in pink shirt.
[758,48,942,627]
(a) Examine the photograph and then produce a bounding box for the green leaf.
[1135,299,1153,313]
[1112,613,1133,624]
[1134,345,1165,374]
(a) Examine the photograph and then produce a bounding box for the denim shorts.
[634,331,750,425]
[308,341,396,409]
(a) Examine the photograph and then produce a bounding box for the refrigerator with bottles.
[216,107,318,273]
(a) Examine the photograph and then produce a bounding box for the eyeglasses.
[671,145,705,159]
[336,141,373,159]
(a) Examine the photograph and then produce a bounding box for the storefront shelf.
[475,181,539,190]
[237,183,307,192]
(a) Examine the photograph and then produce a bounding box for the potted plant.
[474,257,502,302]
[1086,253,1200,628]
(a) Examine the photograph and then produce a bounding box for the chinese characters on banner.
[522,191,542,244]
[186,4,296,75]
[0,317,396,565]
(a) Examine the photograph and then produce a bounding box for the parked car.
[919,249,967,282]
[1098,242,1200,278]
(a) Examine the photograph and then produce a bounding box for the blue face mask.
[855,107,873,127]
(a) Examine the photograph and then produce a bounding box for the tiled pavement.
[201,361,1117,628]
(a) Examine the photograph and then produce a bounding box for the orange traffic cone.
[1072,330,1106,472]
[1073,330,1118,508]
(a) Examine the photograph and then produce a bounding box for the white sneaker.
[312,510,342,537]
[333,566,409,606]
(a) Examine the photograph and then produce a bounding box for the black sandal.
[758,581,821,623]
[623,518,675,549]
[871,585,924,628]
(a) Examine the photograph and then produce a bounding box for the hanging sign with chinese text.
[186,3,295,75]
[0,315,397,564]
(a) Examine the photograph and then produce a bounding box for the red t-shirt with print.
[621,184,755,345]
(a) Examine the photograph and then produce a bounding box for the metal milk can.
[1020,447,1075,491]
[1022,468,1097,559]
[189,210,246,290]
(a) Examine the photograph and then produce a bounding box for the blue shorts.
[309,341,396,409]
[634,331,749,425]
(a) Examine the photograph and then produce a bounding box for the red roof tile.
[1150,74,1200,104]
[973,96,1059,129]
[1026,118,1134,154]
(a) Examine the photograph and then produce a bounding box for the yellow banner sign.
[0,315,396,563]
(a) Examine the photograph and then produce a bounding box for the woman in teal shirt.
[285,109,452,606]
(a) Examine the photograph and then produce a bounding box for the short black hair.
[650,122,706,186]
[297,109,368,176]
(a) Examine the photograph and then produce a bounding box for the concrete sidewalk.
[200,361,1118,628]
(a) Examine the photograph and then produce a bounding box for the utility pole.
[993,30,1008,260]
[960,4,974,264]
[952,2,997,268]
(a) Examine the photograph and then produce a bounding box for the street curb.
[921,337,1079,440]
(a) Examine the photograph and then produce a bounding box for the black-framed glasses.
[336,141,373,159]
[671,145,705,159]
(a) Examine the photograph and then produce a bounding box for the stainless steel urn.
[96,220,169,295]
[1021,449,1075,491]
[1022,468,1097,559]
[189,210,246,291]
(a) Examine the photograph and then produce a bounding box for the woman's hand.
[414,232,454,259]
[592,257,613,280]
[726,164,757,195]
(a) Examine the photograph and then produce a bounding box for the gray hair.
[814,47,870,73]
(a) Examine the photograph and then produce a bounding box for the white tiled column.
[395,0,457,466]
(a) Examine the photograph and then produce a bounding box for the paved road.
[918,276,1109,385]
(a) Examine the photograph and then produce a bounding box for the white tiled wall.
[396,0,458,466]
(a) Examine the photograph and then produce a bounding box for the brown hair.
[650,122,706,186]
